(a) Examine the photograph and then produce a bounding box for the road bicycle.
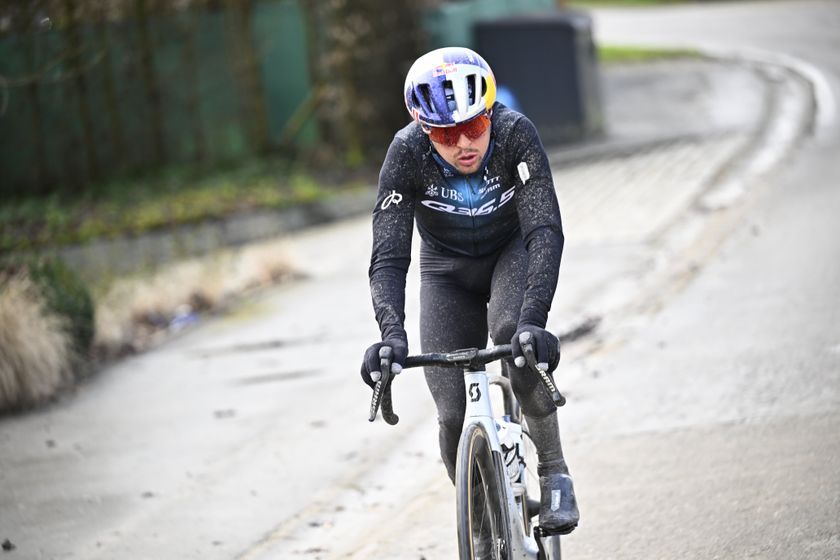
[368,333,568,559]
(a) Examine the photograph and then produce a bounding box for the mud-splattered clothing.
[368,103,564,341]
[367,103,566,481]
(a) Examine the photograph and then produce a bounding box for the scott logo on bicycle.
[468,382,481,402]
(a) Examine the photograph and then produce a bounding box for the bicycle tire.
[456,422,513,560]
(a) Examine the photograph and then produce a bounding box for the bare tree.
[183,8,206,163]
[224,0,270,155]
[134,0,166,165]
[18,0,50,192]
[61,0,100,184]
[303,0,426,168]
[93,0,126,171]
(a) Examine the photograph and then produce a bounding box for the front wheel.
[456,422,512,560]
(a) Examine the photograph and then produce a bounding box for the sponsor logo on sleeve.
[381,190,403,210]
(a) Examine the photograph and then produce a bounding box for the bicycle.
[368,333,569,559]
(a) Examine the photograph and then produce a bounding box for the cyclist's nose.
[456,133,472,149]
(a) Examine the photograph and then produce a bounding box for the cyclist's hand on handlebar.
[360,336,408,389]
[511,324,560,373]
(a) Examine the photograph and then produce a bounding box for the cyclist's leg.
[419,242,493,483]
[487,235,560,428]
[487,235,579,532]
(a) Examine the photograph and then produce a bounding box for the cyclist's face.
[429,124,491,175]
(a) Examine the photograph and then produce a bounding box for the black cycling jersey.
[369,103,564,341]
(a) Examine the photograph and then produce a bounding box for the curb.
[54,188,375,283]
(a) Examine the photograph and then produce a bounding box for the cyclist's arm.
[369,136,418,341]
[510,116,564,328]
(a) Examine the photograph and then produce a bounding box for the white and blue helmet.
[404,47,497,127]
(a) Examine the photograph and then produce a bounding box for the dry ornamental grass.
[0,274,74,412]
[0,236,299,411]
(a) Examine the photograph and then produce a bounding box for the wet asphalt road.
[564,2,840,558]
[1,2,839,559]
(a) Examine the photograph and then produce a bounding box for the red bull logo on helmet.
[433,63,457,77]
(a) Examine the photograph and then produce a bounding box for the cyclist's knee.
[489,318,516,345]
[509,365,556,417]
[519,396,557,419]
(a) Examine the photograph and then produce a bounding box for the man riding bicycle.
[360,47,579,534]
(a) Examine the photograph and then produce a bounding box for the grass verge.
[598,44,703,64]
[1,160,368,253]
[1,236,303,412]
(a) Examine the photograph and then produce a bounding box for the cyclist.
[360,47,579,534]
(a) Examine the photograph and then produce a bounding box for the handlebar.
[404,344,514,370]
[368,335,565,424]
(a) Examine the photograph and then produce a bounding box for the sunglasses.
[422,113,491,147]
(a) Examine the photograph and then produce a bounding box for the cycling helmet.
[404,47,497,127]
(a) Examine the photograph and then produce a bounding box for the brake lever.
[521,335,566,408]
[381,383,400,425]
[368,346,399,423]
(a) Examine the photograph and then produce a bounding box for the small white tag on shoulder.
[517,161,530,184]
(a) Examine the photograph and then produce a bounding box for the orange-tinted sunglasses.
[423,113,491,147]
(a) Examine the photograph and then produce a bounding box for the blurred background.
[2,1,839,559]
[1,0,608,401]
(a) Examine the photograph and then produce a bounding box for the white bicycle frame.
[461,369,562,559]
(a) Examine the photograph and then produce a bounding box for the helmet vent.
[418,84,435,114]
[443,80,456,111]
[481,77,488,96]
[467,74,477,105]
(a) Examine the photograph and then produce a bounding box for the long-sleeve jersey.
[368,103,564,341]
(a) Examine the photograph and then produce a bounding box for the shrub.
[27,259,96,356]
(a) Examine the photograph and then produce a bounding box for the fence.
[0,0,557,199]
[0,0,312,197]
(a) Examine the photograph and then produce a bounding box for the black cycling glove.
[360,336,408,389]
[511,324,560,373]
